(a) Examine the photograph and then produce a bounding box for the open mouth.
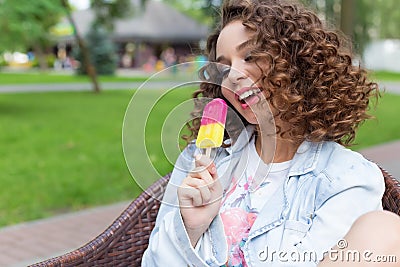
[236,87,262,109]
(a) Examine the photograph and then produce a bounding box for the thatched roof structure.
[58,0,210,43]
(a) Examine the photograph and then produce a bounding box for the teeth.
[239,89,261,101]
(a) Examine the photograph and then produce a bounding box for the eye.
[244,54,254,62]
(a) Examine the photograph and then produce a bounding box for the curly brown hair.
[184,0,379,147]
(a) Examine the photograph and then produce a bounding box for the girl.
[143,0,400,266]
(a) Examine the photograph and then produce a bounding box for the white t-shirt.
[219,137,291,266]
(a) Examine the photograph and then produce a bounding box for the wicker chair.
[30,168,400,267]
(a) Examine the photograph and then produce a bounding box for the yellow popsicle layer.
[196,122,225,148]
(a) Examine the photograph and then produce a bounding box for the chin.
[244,114,259,125]
[236,106,258,124]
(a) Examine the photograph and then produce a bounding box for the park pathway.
[0,81,178,93]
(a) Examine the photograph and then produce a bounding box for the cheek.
[221,86,236,103]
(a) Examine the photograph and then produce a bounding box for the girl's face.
[216,20,268,125]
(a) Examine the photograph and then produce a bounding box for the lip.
[234,86,260,100]
[233,86,263,109]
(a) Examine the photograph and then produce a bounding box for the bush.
[47,54,57,68]
[73,26,117,75]
[0,54,8,68]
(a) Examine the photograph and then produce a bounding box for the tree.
[60,0,146,92]
[0,0,64,70]
[91,0,135,31]
[61,0,101,93]
[352,0,373,55]
[162,0,220,27]
[300,0,399,55]
[340,0,356,40]
[374,0,400,39]
[75,26,118,75]
[199,0,222,28]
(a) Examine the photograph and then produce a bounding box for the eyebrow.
[216,39,253,62]
[236,39,253,52]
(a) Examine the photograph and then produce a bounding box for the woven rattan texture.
[29,174,170,267]
[381,167,400,215]
[30,168,400,266]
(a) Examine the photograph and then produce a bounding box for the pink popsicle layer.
[200,98,228,125]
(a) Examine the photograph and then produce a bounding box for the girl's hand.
[178,154,223,247]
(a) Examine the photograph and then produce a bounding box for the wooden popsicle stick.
[205,147,211,158]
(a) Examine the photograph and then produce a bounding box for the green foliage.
[352,0,372,54]
[47,54,56,68]
[0,0,64,51]
[74,26,118,75]
[373,0,400,39]
[90,0,135,31]
[162,0,219,27]
[300,0,400,54]
[0,55,7,67]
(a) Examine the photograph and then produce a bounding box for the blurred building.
[54,0,210,68]
[363,40,400,72]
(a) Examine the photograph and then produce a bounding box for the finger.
[186,176,222,205]
[185,178,212,204]
[178,186,203,207]
[194,154,217,178]
[190,167,214,185]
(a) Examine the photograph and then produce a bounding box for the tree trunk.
[340,0,355,40]
[33,44,48,71]
[60,0,101,93]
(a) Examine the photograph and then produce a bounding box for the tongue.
[241,94,260,109]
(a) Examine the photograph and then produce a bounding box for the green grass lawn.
[371,71,400,82]
[353,92,400,150]
[0,88,193,226]
[0,89,399,227]
[0,70,399,85]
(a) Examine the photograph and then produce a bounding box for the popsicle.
[196,98,227,156]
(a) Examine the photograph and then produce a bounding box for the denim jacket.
[142,126,384,266]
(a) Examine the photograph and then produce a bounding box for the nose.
[227,62,246,85]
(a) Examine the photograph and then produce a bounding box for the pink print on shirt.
[220,176,259,267]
